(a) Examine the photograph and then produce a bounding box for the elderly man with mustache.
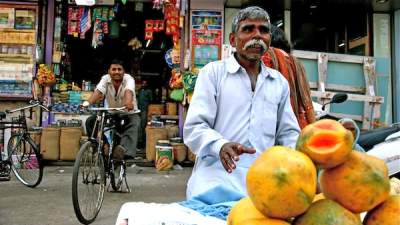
[114,7,301,225]
[183,6,300,201]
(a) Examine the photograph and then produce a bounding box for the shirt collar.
[226,54,278,79]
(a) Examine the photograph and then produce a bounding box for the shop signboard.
[71,0,114,5]
[190,10,223,69]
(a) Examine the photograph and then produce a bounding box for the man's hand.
[80,100,90,108]
[219,142,256,173]
[124,102,134,111]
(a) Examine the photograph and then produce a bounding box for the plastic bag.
[169,88,184,102]
[183,71,197,93]
[169,69,183,89]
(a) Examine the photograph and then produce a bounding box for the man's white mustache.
[242,39,267,51]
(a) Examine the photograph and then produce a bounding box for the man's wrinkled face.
[230,18,271,62]
[109,64,124,81]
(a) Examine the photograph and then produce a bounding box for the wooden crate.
[293,50,384,130]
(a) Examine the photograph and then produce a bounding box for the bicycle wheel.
[72,141,105,224]
[7,134,43,187]
[110,160,124,191]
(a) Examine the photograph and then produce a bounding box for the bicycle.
[72,106,139,224]
[0,100,49,187]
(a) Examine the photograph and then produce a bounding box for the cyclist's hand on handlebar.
[29,99,39,105]
[81,100,90,108]
[124,102,134,111]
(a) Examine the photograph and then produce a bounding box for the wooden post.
[317,53,328,106]
[363,57,378,129]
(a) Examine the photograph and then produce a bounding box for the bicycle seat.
[0,112,5,120]
[359,126,400,151]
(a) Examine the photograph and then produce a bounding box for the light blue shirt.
[183,54,300,199]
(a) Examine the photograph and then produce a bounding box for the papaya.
[363,195,400,225]
[246,146,317,219]
[227,197,290,225]
[293,199,362,225]
[320,151,390,213]
[296,119,353,168]
[312,193,325,203]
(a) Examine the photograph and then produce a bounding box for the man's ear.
[229,33,236,47]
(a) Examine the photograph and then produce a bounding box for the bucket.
[170,138,187,163]
[155,140,173,171]
[145,127,168,161]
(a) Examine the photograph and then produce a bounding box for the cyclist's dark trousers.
[85,114,140,157]
[120,114,140,157]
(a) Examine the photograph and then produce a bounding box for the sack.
[169,88,184,102]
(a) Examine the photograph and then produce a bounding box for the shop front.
[39,0,192,164]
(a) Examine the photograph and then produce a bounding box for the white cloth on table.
[115,202,226,225]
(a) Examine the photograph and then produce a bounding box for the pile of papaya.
[228,119,399,225]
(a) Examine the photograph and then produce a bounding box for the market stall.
[0,2,38,100]
[42,0,193,164]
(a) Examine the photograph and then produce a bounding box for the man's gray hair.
[231,6,270,33]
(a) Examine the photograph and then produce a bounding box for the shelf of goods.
[0,28,36,99]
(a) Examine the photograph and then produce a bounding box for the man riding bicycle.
[82,59,140,160]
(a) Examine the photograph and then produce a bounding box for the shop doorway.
[63,1,173,98]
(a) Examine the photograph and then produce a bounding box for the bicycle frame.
[0,100,48,187]
[88,108,124,178]
[0,100,48,158]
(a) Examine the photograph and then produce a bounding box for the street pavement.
[0,164,192,225]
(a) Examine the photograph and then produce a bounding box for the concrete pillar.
[284,10,291,43]
[373,13,392,124]
[45,0,55,65]
[394,10,400,122]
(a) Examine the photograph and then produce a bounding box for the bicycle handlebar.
[5,100,50,114]
[88,106,127,112]
[88,107,140,114]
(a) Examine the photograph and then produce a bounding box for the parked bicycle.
[72,106,139,224]
[0,100,49,187]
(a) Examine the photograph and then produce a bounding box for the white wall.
[190,0,224,10]
[224,8,239,45]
